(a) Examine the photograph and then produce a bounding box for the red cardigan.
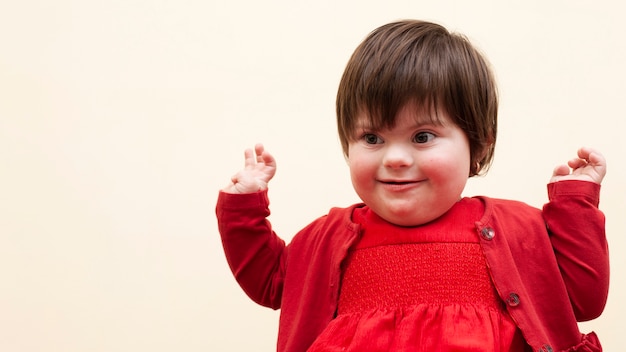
[216,181,608,352]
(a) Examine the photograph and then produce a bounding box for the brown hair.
[336,20,498,176]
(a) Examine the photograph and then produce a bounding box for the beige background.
[1,0,624,351]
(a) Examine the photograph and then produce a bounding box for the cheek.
[348,157,365,181]
[348,154,376,185]
[420,155,470,181]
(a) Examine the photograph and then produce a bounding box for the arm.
[544,147,609,321]
[216,190,285,309]
[216,144,285,309]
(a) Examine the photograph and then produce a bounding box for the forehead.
[355,103,448,130]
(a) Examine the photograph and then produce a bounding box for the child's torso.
[308,198,527,352]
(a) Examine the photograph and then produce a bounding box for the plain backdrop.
[1,1,624,351]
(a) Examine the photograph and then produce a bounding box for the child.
[216,20,609,352]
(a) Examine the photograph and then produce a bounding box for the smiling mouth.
[380,180,417,185]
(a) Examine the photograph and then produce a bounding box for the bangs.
[356,98,447,134]
[338,21,460,140]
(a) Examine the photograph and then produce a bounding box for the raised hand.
[550,147,606,184]
[222,143,277,194]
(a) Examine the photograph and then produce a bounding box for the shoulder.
[475,195,541,217]
[297,203,364,235]
[289,203,364,247]
[473,196,546,236]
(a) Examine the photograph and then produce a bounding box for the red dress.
[308,198,527,351]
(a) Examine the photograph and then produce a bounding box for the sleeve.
[215,190,286,310]
[543,180,609,321]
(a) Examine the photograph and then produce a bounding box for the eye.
[363,133,383,145]
[413,131,435,144]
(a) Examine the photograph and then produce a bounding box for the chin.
[396,218,433,227]
[382,213,433,227]
[382,205,450,227]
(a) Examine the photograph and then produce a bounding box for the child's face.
[347,103,471,226]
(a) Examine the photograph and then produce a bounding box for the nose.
[382,144,414,169]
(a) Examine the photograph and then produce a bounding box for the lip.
[380,180,416,185]
[378,179,424,191]
[378,177,422,184]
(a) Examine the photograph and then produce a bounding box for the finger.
[572,147,606,170]
[260,149,277,168]
[577,146,591,160]
[254,143,265,162]
[567,157,588,170]
[577,146,604,163]
[568,146,598,169]
[552,164,570,177]
[587,149,606,166]
[587,149,607,179]
[243,148,255,168]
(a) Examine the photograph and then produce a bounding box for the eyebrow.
[354,118,442,131]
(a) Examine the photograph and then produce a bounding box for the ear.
[470,142,494,176]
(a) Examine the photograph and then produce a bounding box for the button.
[506,292,520,307]
[539,345,553,352]
[480,227,495,240]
